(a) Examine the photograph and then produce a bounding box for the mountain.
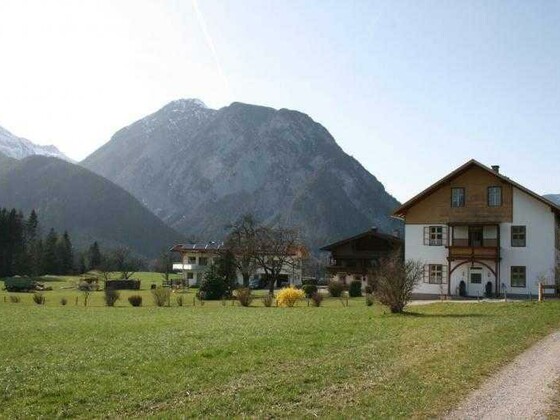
[82,99,401,248]
[544,194,560,205]
[0,155,185,258]
[0,125,71,161]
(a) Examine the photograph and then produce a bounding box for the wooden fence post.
[538,282,543,302]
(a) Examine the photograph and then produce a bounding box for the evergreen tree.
[56,231,74,275]
[43,228,59,275]
[78,254,87,274]
[88,241,102,270]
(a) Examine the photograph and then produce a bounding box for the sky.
[0,0,559,202]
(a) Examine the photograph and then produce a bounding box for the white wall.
[499,188,556,295]
[405,224,448,295]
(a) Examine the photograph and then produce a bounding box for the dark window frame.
[429,226,443,246]
[510,266,526,288]
[488,186,503,207]
[429,264,443,284]
[451,187,465,208]
[511,226,526,247]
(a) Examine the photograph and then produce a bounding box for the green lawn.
[1,275,560,418]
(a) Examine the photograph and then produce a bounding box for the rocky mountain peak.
[0,124,71,161]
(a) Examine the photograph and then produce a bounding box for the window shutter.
[423,264,429,283]
[423,227,429,245]
[442,226,448,246]
[442,265,448,284]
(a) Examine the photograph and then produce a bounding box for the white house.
[170,242,304,287]
[393,160,560,298]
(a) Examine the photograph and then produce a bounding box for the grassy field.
[1,274,560,418]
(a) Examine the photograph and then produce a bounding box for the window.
[199,257,208,266]
[186,272,194,280]
[488,186,502,207]
[423,226,447,246]
[429,226,443,246]
[511,266,526,288]
[429,264,443,284]
[451,187,465,207]
[470,272,482,284]
[187,256,196,264]
[511,226,526,247]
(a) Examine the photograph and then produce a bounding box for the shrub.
[375,251,423,313]
[364,284,374,295]
[235,287,253,307]
[349,280,363,297]
[152,286,170,307]
[104,289,120,307]
[176,295,184,307]
[302,283,318,298]
[9,295,20,303]
[302,278,318,286]
[32,292,45,305]
[327,280,345,297]
[276,286,305,307]
[262,294,274,307]
[128,295,143,307]
[365,293,374,306]
[310,292,323,307]
[60,297,68,306]
[199,265,227,300]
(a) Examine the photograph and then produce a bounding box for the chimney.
[491,165,500,173]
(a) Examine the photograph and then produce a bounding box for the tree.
[215,250,238,295]
[78,254,87,275]
[224,214,259,286]
[88,242,102,271]
[154,250,173,282]
[373,250,423,313]
[112,247,142,279]
[254,226,302,295]
[42,228,59,275]
[56,231,74,275]
[199,263,228,300]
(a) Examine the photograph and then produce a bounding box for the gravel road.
[446,330,560,419]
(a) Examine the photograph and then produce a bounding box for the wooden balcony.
[447,246,500,261]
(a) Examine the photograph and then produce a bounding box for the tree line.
[0,208,74,277]
[0,207,144,278]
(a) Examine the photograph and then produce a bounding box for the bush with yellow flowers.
[276,286,305,307]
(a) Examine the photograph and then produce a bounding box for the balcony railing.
[447,246,500,260]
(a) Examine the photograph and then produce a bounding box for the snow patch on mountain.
[0,125,71,161]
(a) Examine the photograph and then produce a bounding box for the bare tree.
[112,247,142,280]
[253,226,302,295]
[374,250,423,313]
[224,214,259,287]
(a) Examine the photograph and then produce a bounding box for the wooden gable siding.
[330,235,399,258]
[405,166,513,224]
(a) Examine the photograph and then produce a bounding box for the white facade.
[407,187,558,297]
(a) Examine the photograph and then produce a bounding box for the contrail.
[191,0,231,100]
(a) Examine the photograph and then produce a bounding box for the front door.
[468,269,484,297]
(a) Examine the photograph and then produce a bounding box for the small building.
[392,159,560,298]
[170,242,304,288]
[320,228,403,287]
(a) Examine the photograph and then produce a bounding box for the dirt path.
[446,330,560,419]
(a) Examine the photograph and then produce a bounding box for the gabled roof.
[320,228,403,252]
[392,159,560,219]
